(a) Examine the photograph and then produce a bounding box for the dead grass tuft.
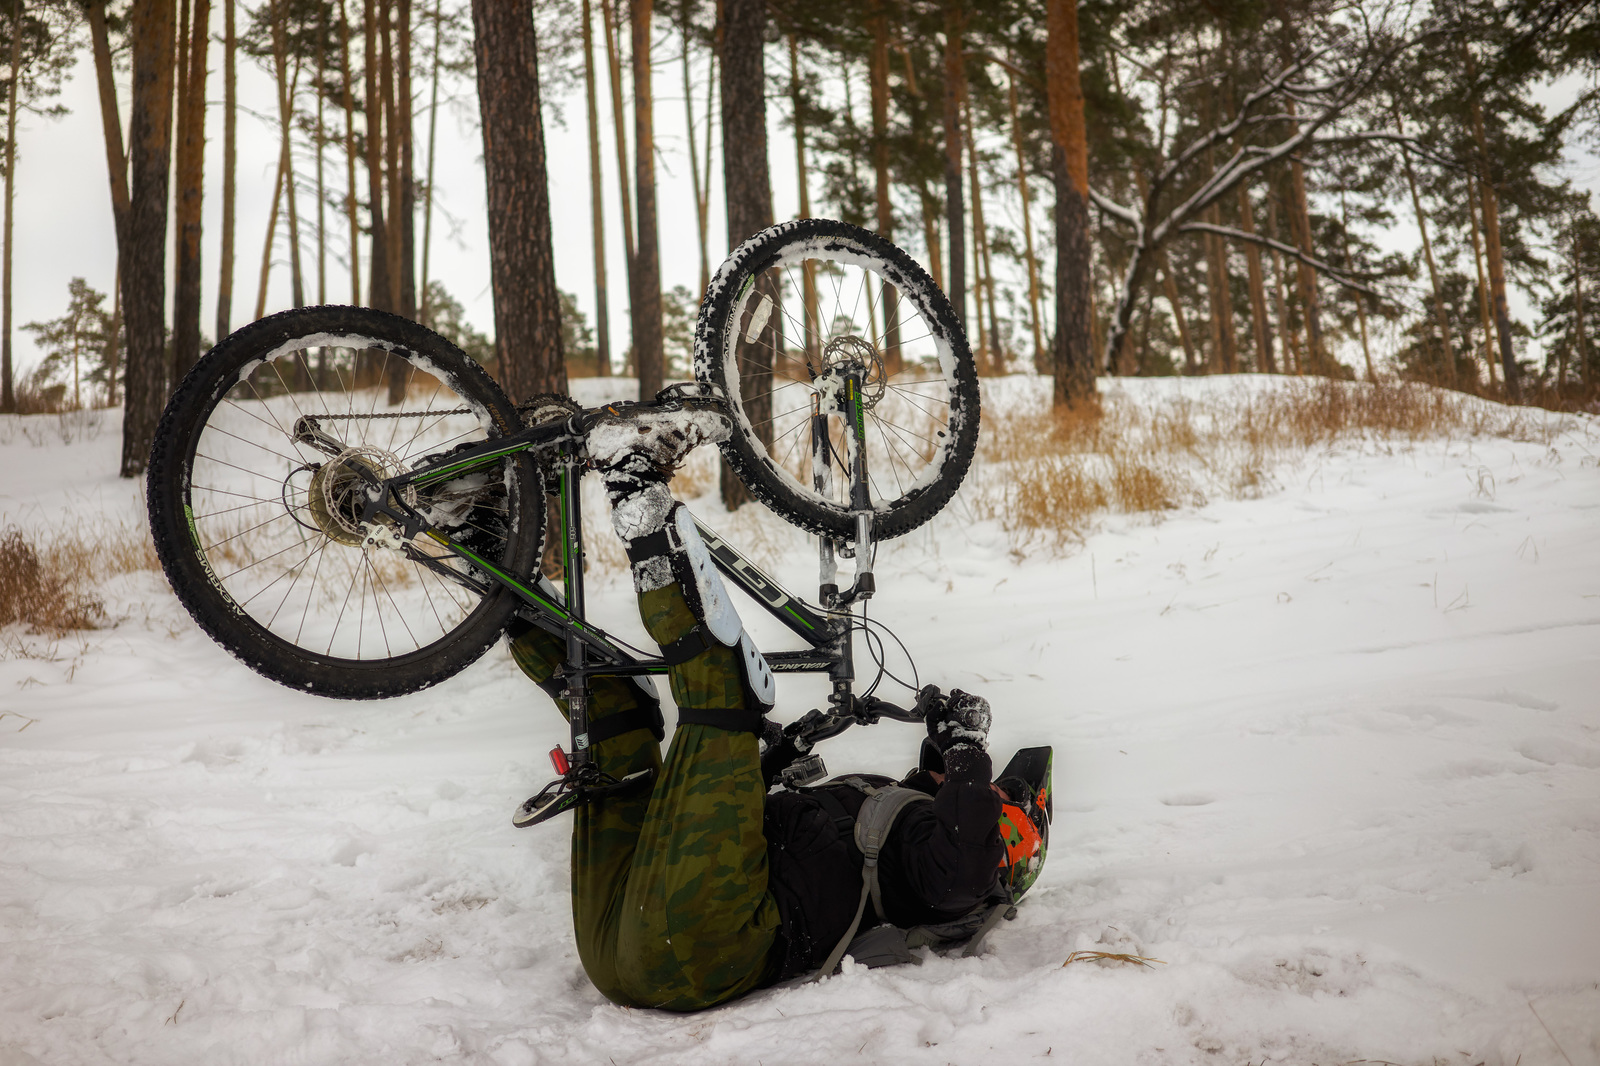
[0,518,161,633]
[972,377,1584,552]
[0,528,105,630]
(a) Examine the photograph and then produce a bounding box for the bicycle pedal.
[510,767,656,829]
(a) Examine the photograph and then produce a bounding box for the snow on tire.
[694,218,980,541]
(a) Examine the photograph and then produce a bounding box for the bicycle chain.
[308,398,554,421]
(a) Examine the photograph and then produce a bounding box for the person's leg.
[506,618,663,1005]
[521,405,778,1010]
[610,582,779,1011]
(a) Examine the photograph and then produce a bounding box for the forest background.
[2,0,1598,493]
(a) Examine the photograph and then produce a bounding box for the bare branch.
[1178,222,1392,299]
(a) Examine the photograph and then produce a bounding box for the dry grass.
[0,518,161,634]
[973,377,1585,551]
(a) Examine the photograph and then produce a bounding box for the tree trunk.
[172,0,209,380]
[217,0,235,338]
[866,0,899,374]
[339,0,361,305]
[718,0,773,510]
[380,0,400,313]
[790,35,818,368]
[1466,172,1497,388]
[1,0,23,413]
[1008,69,1043,373]
[940,1,964,335]
[420,0,441,323]
[1576,226,1590,388]
[629,0,662,398]
[599,0,634,315]
[363,0,390,317]
[105,267,122,404]
[1278,98,1325,374]
[1463,48,1517,398]
[397,0,415,319]
[1338,190,1375,382]
[269,0,305,312]
[1046,0,1093,408]
[121,0,178,476]
[582,0,609,373]
[470,0,567,402]
[315,0,327,305]
[1393,109,1453,385]
[1159,249,1197,375]
[255,151,285,320]
[962,89,998,372]
[1237,183,1273,373]
[681,15,709,297]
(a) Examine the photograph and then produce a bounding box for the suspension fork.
[555,457,596,771]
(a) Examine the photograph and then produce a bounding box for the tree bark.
[599,0,635,293]
[255,150,285,320]
[1237,183,1273,373]
[1463,45,1517,399]
[1397,124,1454,385]
[790,35,818,368]
[121,0,178,476]
[2,0,23,413]
[339,0,361,304]
[315,0,327,305]
[866,0,899,374]
[397,0,415,319]
[1159,249,1197,374]
[1008,69,1043,372]
[681,15,709,297]
[963,89,999,371]
[1576,226,1590,388]
[1283,107,1325,375]
[172,0,209,380]
[1046,0,1093,408]
[1339,189,1375,382]
[470,0,567,402]
[379,0,400,313]
[940,1,964,335]
[363,0,390,316]
[582,0,609,373]
[628,0,662,398]
[1466,171,1497,388]
[216,0,235,337]
[718,0,774,509]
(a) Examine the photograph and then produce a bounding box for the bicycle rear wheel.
[694,218,980,540]
[147,306,543,700]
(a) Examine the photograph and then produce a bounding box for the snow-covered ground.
[2,376,1597,1066]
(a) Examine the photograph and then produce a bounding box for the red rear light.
[549,747,570,775]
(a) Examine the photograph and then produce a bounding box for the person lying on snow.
[504,404,1050,1011]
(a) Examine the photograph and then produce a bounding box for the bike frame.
[335,376,879,789]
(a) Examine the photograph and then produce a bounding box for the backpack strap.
[808,783,932,982]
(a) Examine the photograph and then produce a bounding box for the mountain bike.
[146,219,980,821]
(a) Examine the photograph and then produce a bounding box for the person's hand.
[925,688,991,754]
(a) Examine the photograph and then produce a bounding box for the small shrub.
[0,528,104,630]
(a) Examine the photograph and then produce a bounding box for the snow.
[2,376,1599,1066]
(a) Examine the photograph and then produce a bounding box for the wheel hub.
[306,445,415,548]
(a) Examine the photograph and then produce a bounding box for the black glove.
[925,687,991,754]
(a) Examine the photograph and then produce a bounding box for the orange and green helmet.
[995,746,1052,900]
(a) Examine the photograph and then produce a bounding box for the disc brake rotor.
[307,445,416,547]
[820,335,887,409]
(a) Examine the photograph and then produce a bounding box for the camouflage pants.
[509,582,780,1011]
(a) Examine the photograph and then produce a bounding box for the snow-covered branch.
[1176,222,1392,300]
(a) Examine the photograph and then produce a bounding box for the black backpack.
[762,775,1015,982]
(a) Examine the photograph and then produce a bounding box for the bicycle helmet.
[994,746,1052,900]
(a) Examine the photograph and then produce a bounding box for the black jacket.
[761,751,1004,981]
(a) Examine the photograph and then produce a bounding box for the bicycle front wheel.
[694,218,980,540]
[147,306,543,700]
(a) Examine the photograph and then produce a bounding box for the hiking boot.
[589,402,731,589]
